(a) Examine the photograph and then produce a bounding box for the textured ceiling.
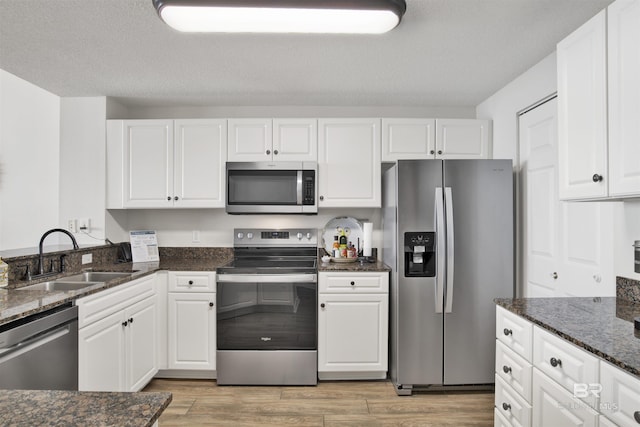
[0,0,614,108]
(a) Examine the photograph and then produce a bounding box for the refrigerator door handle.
[444,187,454,313]
[435,187,445,313]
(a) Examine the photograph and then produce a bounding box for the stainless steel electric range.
[216,228,318,385]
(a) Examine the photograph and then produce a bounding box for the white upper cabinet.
[227,118,317,162]
[381,118,491,161]
[318,118,381,208]
[382,118,435,161]
[557,9,608,200]
[174,119,227,208]
[435,119,491,159]
[107,119,227,208]
[558,0,640,200]
[607,0,640,197]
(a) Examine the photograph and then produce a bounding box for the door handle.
[444,187,454,313]
[435,187,445,313]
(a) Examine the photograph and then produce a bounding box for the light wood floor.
[143,378,495,426]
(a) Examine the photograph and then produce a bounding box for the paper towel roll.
[363,222,373,257]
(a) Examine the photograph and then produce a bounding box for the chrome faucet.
[37,228,79,275]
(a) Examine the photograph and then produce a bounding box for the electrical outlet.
[79,218,91,234]
[82,253,93,264]
[67,219,78,233]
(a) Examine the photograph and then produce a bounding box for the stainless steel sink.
[63,271,133,282]
[18,281,103,291]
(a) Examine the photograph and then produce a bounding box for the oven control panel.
[234,228,318,247]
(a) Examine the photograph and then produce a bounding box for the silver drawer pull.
[503,328,513,336]
[502,365,512,374]
[550,357,562,368]
[502,402,511,411]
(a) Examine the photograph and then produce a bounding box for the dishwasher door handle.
[0,325,71,361]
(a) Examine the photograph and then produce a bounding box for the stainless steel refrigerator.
[382,159,514,395]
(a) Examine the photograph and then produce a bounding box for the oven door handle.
[216,274,317,283]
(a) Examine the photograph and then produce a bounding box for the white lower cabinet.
[600,360,640,427]
[166,271,216,374]
[532,368,598,427]
[77,274,158,392]
[318,272,389,380]
[167,292,216,371]
[495,305,640,427]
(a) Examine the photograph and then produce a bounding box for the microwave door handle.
[297,170,303,205]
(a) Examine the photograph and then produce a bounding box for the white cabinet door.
[557,10,608,200]
[78,310,126,392]
[435,119,491,159]
[318,293,388,374]
[125,295,158,391]
[273,119,317,161]
[532,368,598,427]
[381,118,435,161]
[123,120,174,207]
[227,119,272,162]
[600,361,640,427]
[607,0,640,197]
[174,119,227,208]
[167,292,216,371]
[318,118,381,207]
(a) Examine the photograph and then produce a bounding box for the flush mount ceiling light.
[151,0,407,34]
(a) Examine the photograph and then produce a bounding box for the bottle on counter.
[332,236,339,254]
[0,257,8,288]
[347,242,357,259]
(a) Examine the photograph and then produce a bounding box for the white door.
[557,10,608,200]
[227,119,272,162]
[78,311,126,391]
[273,119,317,161]
[381,118,435,161]
[608,0,640,197]
[519,98,560,297]
[168,293,216,370]
[125,295,158,391]
[519,97,617,297]
[123,120,174,208]
[174,119,227,208]
[317,293,388,373]
[317,118,381,207]
[435,119,491,159]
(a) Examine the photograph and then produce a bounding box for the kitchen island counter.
[0,389,172,427]
[495,296,640,379]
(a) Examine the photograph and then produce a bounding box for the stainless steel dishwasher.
[0,303,78,390]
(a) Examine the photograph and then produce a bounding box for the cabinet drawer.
[532,326,599,409]
[532,368,598,427]
[496,306,533,362]
[77,275,156,328]
[496,340,533,403]
[319,272,388,293]
[168,271,215,292]
[600,361,640,427]
[495,375,532,427]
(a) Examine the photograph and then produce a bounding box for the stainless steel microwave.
[226,162,317,214]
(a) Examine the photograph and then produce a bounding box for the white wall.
[108,208,382,252]
[0,69,61,250]
[476,52,558,161]
[59,97,108,246]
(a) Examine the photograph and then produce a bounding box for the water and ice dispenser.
[404,232,436,277]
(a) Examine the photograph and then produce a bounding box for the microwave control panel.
[302,170,315,205]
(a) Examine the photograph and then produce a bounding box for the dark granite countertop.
[0,390,171,427]
[495,297,640,379]
[317,252,390,273]
[0,249,234,327]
